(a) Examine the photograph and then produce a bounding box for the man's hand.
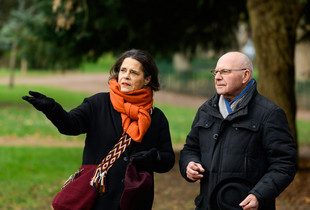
[239,194,259,210]
[186,161,205,181]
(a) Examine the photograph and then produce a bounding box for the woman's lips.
[121,82,130,86]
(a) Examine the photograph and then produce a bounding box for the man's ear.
[242,70,251,84]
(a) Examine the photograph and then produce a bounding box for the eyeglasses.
[211,68,247,77]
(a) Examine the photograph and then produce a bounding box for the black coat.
[45,92,175,210]
[179,82,297,210]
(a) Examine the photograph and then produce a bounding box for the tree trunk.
[21,58,28,75]
[247,0,303,146]
[295,41,310,81]
[173,52,192,72]
[9,40,17,89]
[295,15,310,82]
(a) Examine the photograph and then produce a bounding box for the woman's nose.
[123,71,130,78]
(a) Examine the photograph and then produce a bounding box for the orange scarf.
[109,79,153,142]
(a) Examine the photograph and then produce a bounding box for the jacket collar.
[201,80,258,120]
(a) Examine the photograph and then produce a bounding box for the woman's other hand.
[131,148,161,171]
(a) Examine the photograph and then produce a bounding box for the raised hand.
[22,91,55,112]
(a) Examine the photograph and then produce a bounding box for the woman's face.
[118,57,151,93]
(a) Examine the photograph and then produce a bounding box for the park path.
[1,72,310,120]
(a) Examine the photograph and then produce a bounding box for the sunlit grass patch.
[0,146,83,209]
[297,119,310,145]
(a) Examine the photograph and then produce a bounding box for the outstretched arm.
[23,91,90,135]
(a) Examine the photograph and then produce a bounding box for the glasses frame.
[211,68,247,77]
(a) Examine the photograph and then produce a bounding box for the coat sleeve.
[249,107,297,206]
[179,109,203,182]
[43,97,92,135]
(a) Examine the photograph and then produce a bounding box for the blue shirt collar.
[224,79,254,113]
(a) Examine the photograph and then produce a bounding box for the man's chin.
[216,88,225,95]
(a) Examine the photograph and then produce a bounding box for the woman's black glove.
[131,148,161,171]
[22,91,55,112]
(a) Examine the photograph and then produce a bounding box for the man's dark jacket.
[179,82,297,210]
[44,92,175,210]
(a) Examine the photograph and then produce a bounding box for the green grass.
[78,52,115,73]
[0,84,88,140]
[156,103,196,143]
[0,68,67,77]
[0,146,83,209]
[0,84,88,108]
[297,119,310,145]
[0,53,115,76]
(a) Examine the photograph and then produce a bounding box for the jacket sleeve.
[249,107,297,206]
[43,97,92,135]
[153,111,175,173]
[179,109,203,182]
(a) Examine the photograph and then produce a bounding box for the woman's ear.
[144,76,151,86]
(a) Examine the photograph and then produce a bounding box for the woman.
[22,49,175,209]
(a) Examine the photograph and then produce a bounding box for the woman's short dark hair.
[109,49,160,91]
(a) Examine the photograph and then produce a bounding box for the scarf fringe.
[61,168,84,189]
[90,166,108,194]
[90,134,132,194]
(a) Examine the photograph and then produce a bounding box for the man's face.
[214,54,248,101]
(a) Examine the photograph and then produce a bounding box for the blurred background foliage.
[1,0,310,142]
[0,0,309,75]
[0,0,249,69]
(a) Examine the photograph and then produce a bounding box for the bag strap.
[90,106,154,194]
[90,133,132,194]
[60,134,132,192]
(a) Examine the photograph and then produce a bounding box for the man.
[179,52,297,210]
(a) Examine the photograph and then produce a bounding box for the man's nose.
[214,71,222,79]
